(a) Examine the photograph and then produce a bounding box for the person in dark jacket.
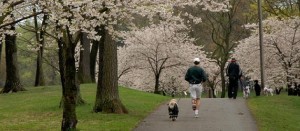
[185,58,207,118]
[226,58,242,99]
[254,80,261,96]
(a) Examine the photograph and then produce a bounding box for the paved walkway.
[134,98,258,131]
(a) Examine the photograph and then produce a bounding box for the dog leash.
[176,91,188,103]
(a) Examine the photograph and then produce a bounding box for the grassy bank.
[0,84,169,131]
[248,92,300,131]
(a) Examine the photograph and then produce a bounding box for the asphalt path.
[133,98,258,131]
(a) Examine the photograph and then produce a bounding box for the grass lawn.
[2,85,300,131]
[247,92,300,131]
[0,84,170,131]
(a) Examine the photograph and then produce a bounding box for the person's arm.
[226,64,229,76]
[185,69,190,82]
[238,64,242,78]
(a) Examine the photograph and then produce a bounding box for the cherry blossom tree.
[0,0,36,93]
[234,17,300,88]
[118,21,218,95]
[205,62,222,97]
[200,0,250,98]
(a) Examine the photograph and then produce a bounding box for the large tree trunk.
[93,28,128,114]
[59,73,86,107]
[1,25,26,93]
[34,12,47,87]
[59,35,78,131]
[78,32,92,83]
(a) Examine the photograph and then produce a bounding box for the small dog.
[243,86,250,99]
[264,86,274,96]
[168,99,179,121]
[275,87,282,95]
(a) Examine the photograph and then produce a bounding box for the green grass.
[0,84,170,131]
[248,92,300,131]
[2,85,299,131]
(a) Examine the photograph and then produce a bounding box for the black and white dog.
[243,86,250,99]
[168,99,179,121]
[264,86,274,96]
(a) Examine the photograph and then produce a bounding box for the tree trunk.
[93,28,128,114]
[34,12,47,87]
[59,73,86,107]
[49,58,58,85]
[220,65,226,98]
[1,25,26,93]
[59,35,78,131]
[90,37,99,83]
[154,74,160,94]
[0,42,2,66]
[75,80,85,105]
[78,32,92,83]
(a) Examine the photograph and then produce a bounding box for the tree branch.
[0,11,44,29]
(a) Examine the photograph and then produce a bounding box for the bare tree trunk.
[220,65,226,98]
[154,75,160,94]
[78,32,92,83]
[1,24,26,93]
[90,37,99,82]
[34,10,47,87]
[93,28,128,114]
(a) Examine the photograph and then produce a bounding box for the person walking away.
[254,80,261,96]
[185,58,207,118]
[226,58,242,99]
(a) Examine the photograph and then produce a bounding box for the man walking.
[185,58,207,118]
[226,58,242,99]
[254,80,261,96]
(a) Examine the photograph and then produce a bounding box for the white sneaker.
[194,109,199,118]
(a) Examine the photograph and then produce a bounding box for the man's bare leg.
[192,99,197,110]
[194,98,200,117]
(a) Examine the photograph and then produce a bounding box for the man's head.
[193,58,200,65]
[231,58,236,62]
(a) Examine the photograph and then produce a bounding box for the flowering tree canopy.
[118,21,218,94]
[234,17,300,87]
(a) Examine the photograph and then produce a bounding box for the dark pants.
[255,89,261,96]
[228,77,238,99]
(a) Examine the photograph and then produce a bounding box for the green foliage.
[0,84,169,130]
[262,0,300,17]
[15,23,60,87]
[248,92,300,131]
